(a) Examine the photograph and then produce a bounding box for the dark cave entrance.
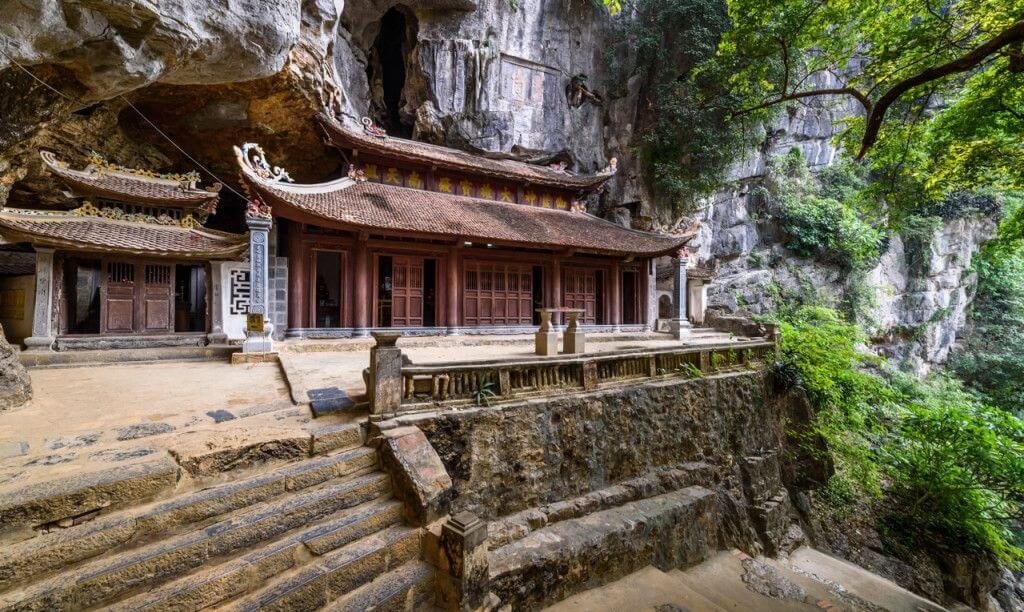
[368,6,417,137]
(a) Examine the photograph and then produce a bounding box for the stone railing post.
[242,216,274,353]
[669,249,693,340]
[437,512,490,611]
[24,247,55,351]
[369,331,404,416]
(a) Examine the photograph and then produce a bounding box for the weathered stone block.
[378,426,453,525]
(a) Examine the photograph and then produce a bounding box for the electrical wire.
[1,49,250,201]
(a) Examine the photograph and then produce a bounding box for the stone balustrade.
[388,338,777,414]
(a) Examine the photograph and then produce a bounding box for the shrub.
[775,305,1024,564]
[760,150,883,270]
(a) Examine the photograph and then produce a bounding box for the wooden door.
[391,256,424,327]
[563,267,598,324]
[142,264,173,332]
[463,261,533,326]
[104,261,136,333]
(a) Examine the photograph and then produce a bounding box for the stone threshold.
[20,344,239,369]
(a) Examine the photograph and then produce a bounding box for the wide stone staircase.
[0,434,433,611]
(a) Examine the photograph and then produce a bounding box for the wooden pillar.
[354,234,370,337]
[286,221,305,329]
[446,244,460,335]
[610,261,622,331]
[551,255,562,329]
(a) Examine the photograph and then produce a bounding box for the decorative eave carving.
[39,150,221,208]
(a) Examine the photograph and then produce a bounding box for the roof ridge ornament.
[361,117,388,139]
[597,157,618,176]
[234,143,293,184]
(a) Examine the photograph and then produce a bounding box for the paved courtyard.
[0,329,745,498]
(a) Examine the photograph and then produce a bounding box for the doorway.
[314,250,344,328]
[622,270,639,324]
[174,264,207,332]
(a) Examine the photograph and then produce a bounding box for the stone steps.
[0,445,377,591]
[0,470,392,610]
[225,523,422,611]
[0,421,364,544]
[321,560,435,612]
[489,486,718,610]
[113,497,406,611]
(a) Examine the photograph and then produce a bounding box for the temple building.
[0,152,247,350]
[235,116,695,339]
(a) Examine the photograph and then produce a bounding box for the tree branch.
[856,18,1024,158]
[732,86,872,118]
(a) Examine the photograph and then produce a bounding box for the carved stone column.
[242,216,274,353]
[669,250,692,340]
[24,247,56,351]
[436,512,490,611]
[207,260,228,344]
[369,331,403,416]
[646,258,658,331]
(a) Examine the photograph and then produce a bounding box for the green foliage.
[759,150,883,270]
[776,306,1024,565]
[607,0,751,210]
[882,375,1024,564]
[951,194,1024,415]
[472,381,497,407]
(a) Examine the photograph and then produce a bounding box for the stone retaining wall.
[414,370,795,556]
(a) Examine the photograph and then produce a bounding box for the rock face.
[0,327,30,411]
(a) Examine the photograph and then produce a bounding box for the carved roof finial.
[361,117,388,139]
[234,143,293,184]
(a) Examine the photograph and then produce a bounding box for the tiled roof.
[0,209,247,259]
[318,115,614,191]
[41,151,221,207]
[243,173,692,257]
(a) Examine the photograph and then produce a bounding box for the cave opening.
[368,6,417,137]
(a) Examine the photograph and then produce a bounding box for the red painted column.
[353,235,369,336]
[447,245,460,334]
[551,255,562,328]
[285,221,303,329]
[610,261,622,330]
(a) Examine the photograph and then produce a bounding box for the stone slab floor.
[0,360,304,493]
[547,547,948,612]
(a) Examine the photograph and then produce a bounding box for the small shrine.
[0,152,247,350]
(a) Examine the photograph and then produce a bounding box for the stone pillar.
[563,311,586,353]
[645,258,658,332]
[24,247,55,351]
[208,260,228,344]
[688,279,708,325]
[436,512,490,611]
[243,216,274,353]
[354,236,370,337]
[446,245,460,335]
[610,261,622,332]
[369,331,403,416]
[669,251,692,340]
[534,310,558,356]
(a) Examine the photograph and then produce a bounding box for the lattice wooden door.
[104,261,135,333]
[142,264,173,332]
[391,256,424,327]
[463,262,533,326]
[562,267,598,324]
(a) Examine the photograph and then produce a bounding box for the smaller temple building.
[235,116,696,339]
[0,152,248,350]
